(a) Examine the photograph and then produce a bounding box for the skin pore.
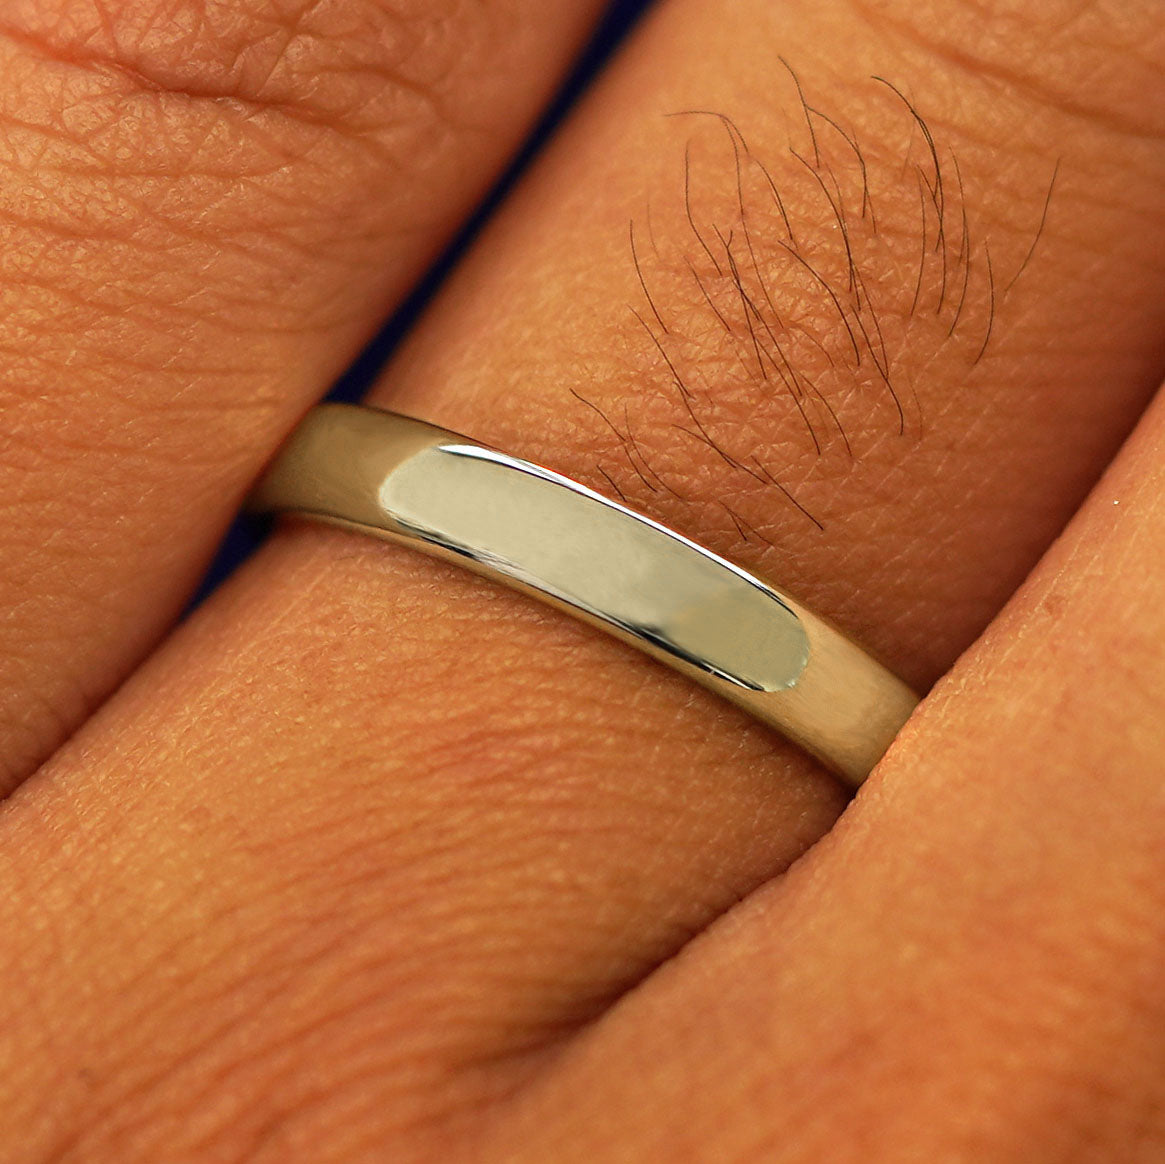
[0,0,1161,1160]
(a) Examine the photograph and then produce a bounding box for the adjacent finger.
[1,0,1164,1156]
[488,379,1165,1162]
[0,0,608,788]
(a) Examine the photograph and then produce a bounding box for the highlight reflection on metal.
[251,404,920,787]
[384,443,810,692]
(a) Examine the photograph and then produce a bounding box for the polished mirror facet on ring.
[381,443,811,692]
[251,404,920,786]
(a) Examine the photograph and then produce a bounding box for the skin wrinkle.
[11,540,745,1160]
[0,10,473,277]
[849,0,1165,142]
[0,102,383,354]
[29,816,465,1157]
[0,0,1155,1146]
[0,0,608,801]
[0,1,454,136]
[597,70,1057,535]
[47,796,632,1162]
[0,27,423,431]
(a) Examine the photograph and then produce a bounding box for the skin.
[0,0,608,788]
[0,0,1162,1160]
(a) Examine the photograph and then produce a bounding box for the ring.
[250,404,919,787]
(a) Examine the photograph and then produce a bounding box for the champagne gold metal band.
[251,404,919,787]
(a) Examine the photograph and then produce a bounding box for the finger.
[2,0,1164,1155]
[0,0,608,788]
[491,380,1165,1163]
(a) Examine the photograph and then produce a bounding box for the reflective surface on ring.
[251,404,921,786]
[380,443,811,692]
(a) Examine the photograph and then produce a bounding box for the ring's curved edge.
[250,403,921,788]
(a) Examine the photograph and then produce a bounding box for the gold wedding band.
[251,404,919,787]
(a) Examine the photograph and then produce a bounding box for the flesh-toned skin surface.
[0,1,1162,1161]
[0,0,608,788]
